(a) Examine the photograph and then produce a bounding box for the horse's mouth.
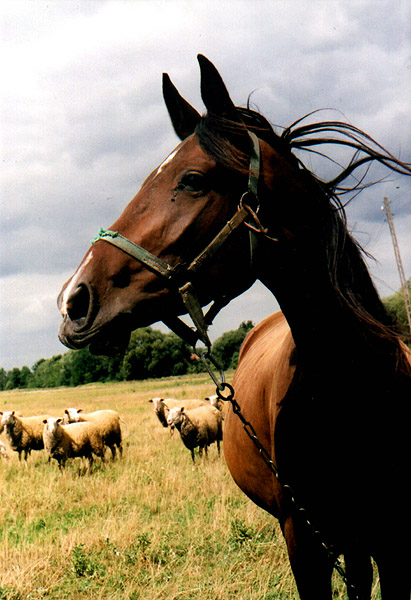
[58,315,132,356]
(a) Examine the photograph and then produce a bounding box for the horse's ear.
[197,54,240,121]
[162,73,201,140]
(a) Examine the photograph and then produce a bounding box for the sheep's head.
[166,406,185,428]
[43,417,63,436]
[64,408,83,423]
[150,398,165,413]
[0,411,15,426]
[205,394,219,407]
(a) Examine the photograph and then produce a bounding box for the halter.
[91,131,267,354]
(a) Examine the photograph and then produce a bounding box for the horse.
[57,55,411,599]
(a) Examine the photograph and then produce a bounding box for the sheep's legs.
[86,455,93,474]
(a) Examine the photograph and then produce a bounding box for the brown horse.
[57,56,411,599]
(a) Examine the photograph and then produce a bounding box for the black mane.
[195,107,411,374]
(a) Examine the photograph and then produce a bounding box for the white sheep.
[149,397,208,429]
[0,419,5,459]
[0,440,9,460]
[204,394,226,414]
[43,417,106,473]
[0,411,49,464]
[0,410,22,435]
[0,410,23,460]
[166,404,223,463]
[63,409,123,460]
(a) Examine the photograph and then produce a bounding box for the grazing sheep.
[43,417,106,473]
[149,397,208,429]
[63,409,123,460]
[0,411,49,464]
[166,404,223,463]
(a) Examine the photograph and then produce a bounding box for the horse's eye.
[178,172,206,193]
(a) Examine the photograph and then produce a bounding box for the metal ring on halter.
[240,199,279,242]
[216,382,235,402]
[239,190,260,215]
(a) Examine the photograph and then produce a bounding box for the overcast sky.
[1,0,410,370]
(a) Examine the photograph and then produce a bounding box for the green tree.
[62,349,108,387]
[99,354,125,382]
[5,367,22,390]
[19,366,33,388]
[212,321,254,370]
[31,355,64,388]
[121,328,192,380]
[383,279,411,344]
[0,368,8,391]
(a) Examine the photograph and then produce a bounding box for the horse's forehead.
[154,135,215,179]
[155,144,184,176]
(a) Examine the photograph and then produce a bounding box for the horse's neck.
[257,232,390,390]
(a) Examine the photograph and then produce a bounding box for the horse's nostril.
[66,285,91,322]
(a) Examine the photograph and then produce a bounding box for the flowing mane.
[196,107,411,374]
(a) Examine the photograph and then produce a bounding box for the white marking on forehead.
[60,250,94,316]
[155,142,184,177]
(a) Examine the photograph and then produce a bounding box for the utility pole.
[382,197,411,335]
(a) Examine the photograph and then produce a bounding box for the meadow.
[0,374,381,599]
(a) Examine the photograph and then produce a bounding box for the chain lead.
[200,351,225,391]
[196,329,358,597]
[213,374,359,599]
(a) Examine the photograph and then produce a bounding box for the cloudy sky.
[1,0,410,370]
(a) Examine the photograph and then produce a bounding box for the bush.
[212,321,254,370]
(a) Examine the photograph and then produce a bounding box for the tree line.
[0,322,254,391]
[1,282,409,391]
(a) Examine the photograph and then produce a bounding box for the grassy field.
[0,374,381,599]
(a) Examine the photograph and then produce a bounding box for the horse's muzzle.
[57,281,133,354]
[57,282,97,348]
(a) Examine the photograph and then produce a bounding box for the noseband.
[91,131,271,354]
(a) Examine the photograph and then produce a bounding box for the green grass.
[0,374,380,599]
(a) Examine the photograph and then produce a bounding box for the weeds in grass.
[70,544,105,579]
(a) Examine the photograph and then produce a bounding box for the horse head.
[58,54,410,358]
[57,55,290,354]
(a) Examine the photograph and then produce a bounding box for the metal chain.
[201,353,359,599]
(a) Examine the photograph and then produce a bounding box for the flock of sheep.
[0,393,225,473]
[0,409,123,473]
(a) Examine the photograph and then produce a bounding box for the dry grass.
[0,374,379,599]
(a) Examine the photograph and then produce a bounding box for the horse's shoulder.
[239,310,293,363]
[234,311,295,404]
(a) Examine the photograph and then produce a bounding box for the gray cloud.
[1,0,409,369]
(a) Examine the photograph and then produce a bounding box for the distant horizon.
[2,280,408,374]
